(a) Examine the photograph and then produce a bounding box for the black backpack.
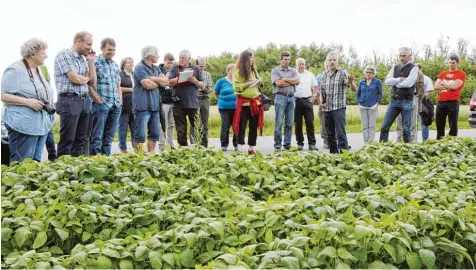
[420,96,435,126]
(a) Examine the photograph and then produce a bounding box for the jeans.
[89,103,121,155]
[237,106,258,146]
[380,99,413,143]
[118,113,134,151]
[294,98,316,146]
[45,114,56,161]
[133,110,160,143]
[158,103,175,149]
[319,110,328,144]
[173,107,198,146]
[274,95,295,149]
[435,100,459,139]
[56,96,92,157]
[420,115,429,141]
[6,125,47,162]
[359,104,378,144]
[219,109,237,148]
[324,108,348,154]
[198,97,210,147]
[396,95,419,142]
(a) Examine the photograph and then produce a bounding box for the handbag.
[253,70,271,111]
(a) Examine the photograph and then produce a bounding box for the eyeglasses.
[365,72,374,74]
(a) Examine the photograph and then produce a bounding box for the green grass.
[51,105,471,142]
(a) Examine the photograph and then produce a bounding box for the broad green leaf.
[119,259,134,269]
[291,236,310,247]
[150,256,162,269]
[183,232,197,248]
[162,253,175,267]
[419,249,435,269]
[82,231,92,242]
[406,252,422,269]
[102,248,121,259]
[209,221,225,238]
[338,247,356,261]
[135,246,147,259]
[335,262,350,269]
[218,254,238,264]
[14,227,31,247]
[35,261,51,269]
[96,255,112,269]
[49,246,63,255]
[265,214,279,227]
[72,251,87,265]
[197,251,223,263]
[179,249,195,268]
[1,227,13,241]
[368,260,386,269]
[318,246,337,258]
[32,231,47,249]
[383,244,397,263]
[54,228,69,241]
[280,256,300,269]
[264,229,273,243]
[239,234,254,244]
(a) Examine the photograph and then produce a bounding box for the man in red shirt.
[434,54,466,139]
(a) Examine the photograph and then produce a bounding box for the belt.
[198,95,209,99]
[59,92,88,99]
[276,92,294,97]
[296,96,311,100]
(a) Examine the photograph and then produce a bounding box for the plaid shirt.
[95,55,121,108]
[198,70,213,97]
[320,68,350,112]
[54,47,89,95]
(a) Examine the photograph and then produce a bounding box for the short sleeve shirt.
[132,60,161,112]
[168,64,202,109]
[271,66,299,94]
[54,47,89,95]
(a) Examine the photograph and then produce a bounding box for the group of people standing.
[0,32,466,163]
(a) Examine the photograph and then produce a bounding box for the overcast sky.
[1,0,476,76]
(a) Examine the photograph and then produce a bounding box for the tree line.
[202,36,476,105]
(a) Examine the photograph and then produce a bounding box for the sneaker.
[221,147,227,152]
[297,145,304,151]
[248,149,256,155]
[274,148,281,152]
[309,145,318,151]
[120,149,128,154]
[159,145,165,151]
[234,146,239,151]
[323,143,329,149]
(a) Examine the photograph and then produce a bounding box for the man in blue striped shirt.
[89,38,122,155]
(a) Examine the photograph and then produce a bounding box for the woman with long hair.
[232,50,265,155]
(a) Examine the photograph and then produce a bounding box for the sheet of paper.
[178,70,194,83]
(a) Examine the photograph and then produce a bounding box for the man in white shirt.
[294,58,318,150]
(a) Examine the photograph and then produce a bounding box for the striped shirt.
[95,55,121,108]
[54,47,89,95]
[319,68,350,112]
[198,70,213,97]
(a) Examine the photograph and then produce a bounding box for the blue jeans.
[118,113,135,151]
[420,115,429,141]
[324,108,349,154]
[133,110,160,143]
[274,95,295,149]
[380,99,413,143]
[6,125,47,162]
[89,103,121,155]
[45,115,57,161]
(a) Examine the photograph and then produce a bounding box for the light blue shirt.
[1,60,53,136]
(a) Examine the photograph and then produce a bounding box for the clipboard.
[178,70,194,83]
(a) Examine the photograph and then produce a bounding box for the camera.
[171,89,180,102]
[42,102,56,115]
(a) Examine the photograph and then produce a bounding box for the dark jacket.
[158,63,175,104]
[119,70,133,114]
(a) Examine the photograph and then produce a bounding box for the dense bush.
[205,38,476,106]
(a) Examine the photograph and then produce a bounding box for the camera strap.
[22,59,49,102]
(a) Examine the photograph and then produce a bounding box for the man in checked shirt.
[88,38,122,155]
[196,56,213,148]
[319,51,356,154]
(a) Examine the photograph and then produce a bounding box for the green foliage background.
[203,37,476,105]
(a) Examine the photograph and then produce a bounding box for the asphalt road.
[41,129,476,160]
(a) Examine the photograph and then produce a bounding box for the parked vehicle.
[470,89,476,128]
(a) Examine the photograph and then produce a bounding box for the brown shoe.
[248,149,256,155]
